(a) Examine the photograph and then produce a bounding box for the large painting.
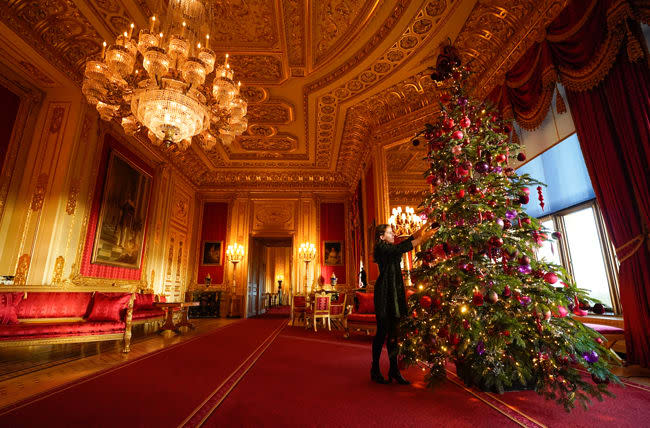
[323,241,344,266]
[201,241,223,266]
[91,150,152,269]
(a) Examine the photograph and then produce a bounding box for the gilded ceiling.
[0,0,568,191]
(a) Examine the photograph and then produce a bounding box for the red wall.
[364,164,379,281]
[80,134,154,280]
[0,85,20,167]
[197,202,229,284]
[320,202,346,284]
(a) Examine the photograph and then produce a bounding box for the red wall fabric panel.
[0,85,20,169]
[80,134,154,280]
[197,202,228,284]
[320,202,346,284]
[364,164,379,281]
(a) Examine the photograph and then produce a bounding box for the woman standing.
[371,223,435,384]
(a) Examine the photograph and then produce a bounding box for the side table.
[154,302,200,334]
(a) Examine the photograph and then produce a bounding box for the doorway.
[247,236,293,317]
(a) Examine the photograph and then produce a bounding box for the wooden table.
[154,302,200,334]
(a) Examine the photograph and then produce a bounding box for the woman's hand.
[412,225,437,247]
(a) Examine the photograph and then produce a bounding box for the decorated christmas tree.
[401,44,620,411]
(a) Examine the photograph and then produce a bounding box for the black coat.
[373,237,413,320]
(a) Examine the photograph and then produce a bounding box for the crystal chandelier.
[389,206,423,237]
[82,0,247,151]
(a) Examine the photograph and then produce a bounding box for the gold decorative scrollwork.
[30,173,48,211]
[52,256,65,285]
[14,254,30,286]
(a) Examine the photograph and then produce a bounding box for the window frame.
[538,199,622,315]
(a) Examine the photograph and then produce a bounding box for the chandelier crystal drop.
[82,0,247,150]
[389,206,423,237]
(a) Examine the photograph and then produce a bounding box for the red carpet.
[2,320,649,427]
[0,317,286,428]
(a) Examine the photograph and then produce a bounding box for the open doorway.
[247,236,293,317]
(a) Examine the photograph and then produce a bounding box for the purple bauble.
[476,341,485,355]
[583,350,599,363]
[518,264,532,274]
[493,166,503,173]
[458,97,469,106]
[495,218,504,228]
[519,296,531,306]
[505,210,518,220]
[474,162,490,174]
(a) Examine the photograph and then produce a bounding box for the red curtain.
[566,55,650,367]
[197,203,229,284]
[487,0,650,365]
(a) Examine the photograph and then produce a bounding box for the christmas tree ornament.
[486,290,499,304]
[518,264,532,274]
[537,186,545,211]
[474,161,489,173]
[595,337,604,344]
[552,231,562,240]
[543,272,559,284]
[451,145,462,155]
[519,255,531,265]
[460,116,471,128]
[472,291,484,306]
[420,295,432,309]
[502,285,512,298]
[517,152,527,161]
[591,373,610,385]
[583,351,599,363]
[452,130,464,140]
[443,117,455,129]
[505,210,518,220]
[592,303,606,315]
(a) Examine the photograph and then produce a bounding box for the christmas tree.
[401,44,620,411]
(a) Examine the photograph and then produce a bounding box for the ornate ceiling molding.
[282,0,306,67]
[228,54,286,84]
[0,0,104,83]
[247,100,295,125]
[210,0,280,50]
[318,0,458,180]
[312,0,380,69]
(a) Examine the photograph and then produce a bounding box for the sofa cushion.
[87,293,132,322]
[16,292,93,319]
[583,323,624,334]
[134,293,156,310]
[348,313,376,323]
[132,308,166,320]
[0,320,125,340]
[1,293,24,325]
[355,292,375,314]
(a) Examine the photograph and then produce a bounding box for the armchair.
[329,293,347,329]
[291,295,307,326]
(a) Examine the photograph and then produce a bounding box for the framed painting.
[323,241,344,266]
[91,150,152,269]
[201,241,223,266]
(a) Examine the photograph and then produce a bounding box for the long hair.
[373,224,390,261]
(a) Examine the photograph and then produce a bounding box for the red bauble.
[443,118,455,129]
[543,272,559,284]
[440,93,451,103]
[595,337,604,344]
[457,189,466,198]
[517,152,526,162]
[472,291,484,306]
[438,325,449,338]
[434,129,443,138]
[460,117,471,128]
[452,130,464,140]
[462,319,470,329]
[495,154,507,163]
[503,330,510,337]
[522,187,530,195]
[420,295,432,309]
[456,166,469,177]
[519,255,531,265]
[489,236,504,247]
[591,373,610,385]
[426,175,436,184]
[502,285,512,298]
[450,333,460,345]
[522,218,532,225]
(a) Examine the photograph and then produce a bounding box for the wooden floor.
[0,318,239,409]
[0,316,648,412]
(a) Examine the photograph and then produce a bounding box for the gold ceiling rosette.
[82,0,247,151]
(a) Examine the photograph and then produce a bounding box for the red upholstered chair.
[291,295,307,326]
[344,292,376,338]
[329,293,347,329]
[305,292,331,332]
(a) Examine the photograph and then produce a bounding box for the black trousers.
[372,316,399,371]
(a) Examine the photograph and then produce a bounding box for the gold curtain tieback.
[615,231,649,264]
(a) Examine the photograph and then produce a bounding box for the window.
[537,201,621,314]
[517,134,620,314]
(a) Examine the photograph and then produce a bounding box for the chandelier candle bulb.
[129,23,134,38]
[101,41,106,58]
[205,34,210,49]
[150,16,156,32]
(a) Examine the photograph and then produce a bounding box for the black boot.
[371,363,389,384]
[388,367,410,385]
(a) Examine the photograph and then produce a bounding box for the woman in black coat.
[371,223,435,384]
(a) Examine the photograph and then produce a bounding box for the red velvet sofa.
[0,291,135,353]
[344,289,416,338]
[131,293,166,325]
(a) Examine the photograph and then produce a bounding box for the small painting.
[201,241,223,266]
[91,150,152,269]
[323,241,343,266]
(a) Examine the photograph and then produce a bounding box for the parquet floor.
[0,318,238,409]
